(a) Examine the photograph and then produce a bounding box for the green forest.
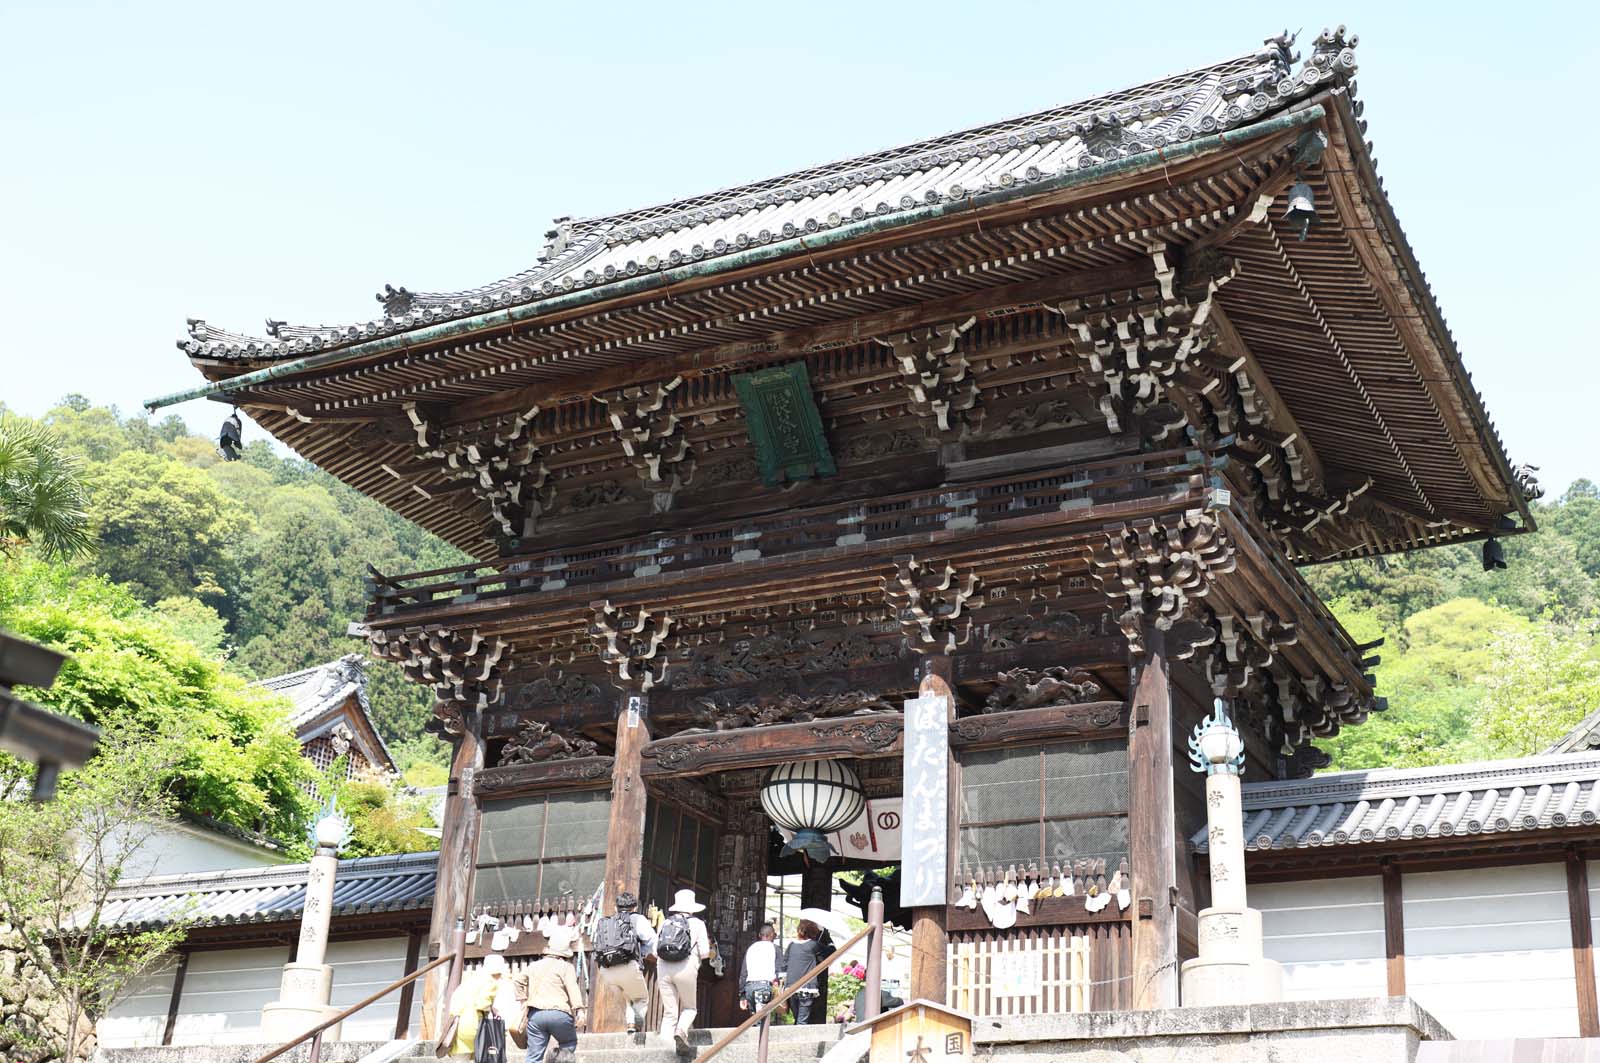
[4,396,1598,808]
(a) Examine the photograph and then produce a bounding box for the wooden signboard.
[852,999,974,1063]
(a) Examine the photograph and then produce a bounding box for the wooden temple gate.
[157,27,1537,1036]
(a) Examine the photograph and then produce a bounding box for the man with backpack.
[656,889,712,1053]
[591,891,656,1035]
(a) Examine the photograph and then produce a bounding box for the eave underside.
[206,115,1525,563]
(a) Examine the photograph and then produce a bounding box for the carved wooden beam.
[884,555,984,655]
[1087,510,1236,655]
[949,700,1127,748]
[590,601,674,692]
[981,666,1105,713]
[597,378,695,496]
[495,719,600,766]
[877,318,982,438]
[368,625,513,734]
[474,755,615,798]
[639,713,905,778]
[402,401,552,538]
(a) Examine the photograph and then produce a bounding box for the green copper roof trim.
[732,362,836,487]
[144,104,1326,413]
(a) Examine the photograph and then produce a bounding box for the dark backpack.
[656,914,694,962]
[594,912,640,967]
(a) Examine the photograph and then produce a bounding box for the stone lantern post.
[1179,699,1284,1006]
[261,811,348,1041]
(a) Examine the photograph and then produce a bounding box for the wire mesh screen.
[474,789,610,906]
[958,738,1129,870]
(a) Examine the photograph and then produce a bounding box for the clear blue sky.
[2,1,1594,496]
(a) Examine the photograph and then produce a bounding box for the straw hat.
[668,888,706,914]
[542,924,577,959]
[480,953,509,977]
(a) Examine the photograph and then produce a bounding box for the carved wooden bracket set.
[368,625,513,735]
[404,402,553,538]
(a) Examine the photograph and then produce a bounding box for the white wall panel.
[326,937,413,1041]
[98,964,177,1048]
[1254,875,1387,1000]
[169,945,288,1045]
[1403,863,1577,1039]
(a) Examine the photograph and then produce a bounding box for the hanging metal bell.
[1284,181,1317,241]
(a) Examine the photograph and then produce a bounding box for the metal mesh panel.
[1045,816,1128,867]
[479,798,549,864]
[959,739,1130,869]
[541,790,613,857]
[1041,740,1129,818]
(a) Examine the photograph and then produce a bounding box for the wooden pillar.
[421,721,485,1039]
[801,862,832,1022]
[160,950,189,1046]
[1382,861,1406,996]
[1567,851,1599,1036]
[395,928,424,1039]
[1129,623,1178,1009]
[595,690,651,1032]
[909,654,955,1005]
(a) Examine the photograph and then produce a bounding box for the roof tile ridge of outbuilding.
[254,653,366,691]
[107,848,440,897]
[1239,751,1600,807]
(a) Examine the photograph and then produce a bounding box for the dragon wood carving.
[497,720,600,765]
[685,686,896,731]
[983,667,1104,713]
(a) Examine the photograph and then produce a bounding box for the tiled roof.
[256,655,368,730]
[179,29,1357,360]
[1192,752,1600,854]
[1544,707,1600,755]
[99,851,437,930]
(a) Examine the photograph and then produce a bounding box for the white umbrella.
[796,906,851,942]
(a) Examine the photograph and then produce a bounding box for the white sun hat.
[668,888,706,914]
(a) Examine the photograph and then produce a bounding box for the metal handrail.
[249,951,458,1063]
[696,885,886,1063]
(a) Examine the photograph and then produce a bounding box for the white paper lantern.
[760,759,866,861]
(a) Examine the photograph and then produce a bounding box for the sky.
[2,1,1595,497]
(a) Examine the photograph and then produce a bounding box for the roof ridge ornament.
[376,284,414,317]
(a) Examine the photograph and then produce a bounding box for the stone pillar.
[1179,700,1283,1006]
[261,815,346,1042]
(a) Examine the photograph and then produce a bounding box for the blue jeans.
[525,1009,576,1063]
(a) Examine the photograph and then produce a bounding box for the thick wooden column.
[1129,623,1178,1009]
[909,654,955,1004]
[421,722,485,1038]
[1567,851,1599,1035]
[801,862,833,1022]
[161,950,189,1046]
[595,690,650,1032]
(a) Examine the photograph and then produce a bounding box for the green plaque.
[731,362,837,487]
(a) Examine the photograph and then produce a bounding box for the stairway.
[387,1023,847,1063]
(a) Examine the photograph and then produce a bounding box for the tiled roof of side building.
[98,851,438,930]
[254,654,395,770]
[178,29,1356,361]
[1192,751,1600,853]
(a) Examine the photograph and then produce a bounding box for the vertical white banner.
[900,691,949,908]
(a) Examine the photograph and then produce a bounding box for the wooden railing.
[366,448,1217,615]
[249,950,458,1063]
[696,886,886,1063]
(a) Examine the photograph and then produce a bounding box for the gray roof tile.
[99,852,436,930]
[1194,752,1600,853]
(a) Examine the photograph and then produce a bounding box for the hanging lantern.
[1284,180,1317,241]
[760,759,865,862]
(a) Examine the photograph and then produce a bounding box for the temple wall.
[1254,876,1387,1001]
[1403,863,1577,1039]
[98,937,415,1049]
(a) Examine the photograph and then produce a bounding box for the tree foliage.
[0,727,193,1063]
[0,416,91,559]
[0,554,315,841]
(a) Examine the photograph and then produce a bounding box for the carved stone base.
[1180,906,1283,1006]
[261,962,341,1043]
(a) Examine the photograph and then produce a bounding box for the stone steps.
[392,1023,843,1063]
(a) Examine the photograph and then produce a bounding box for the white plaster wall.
[1254,875,1388,1000]
[1403,863,1577,1039]
[97,964,178,1047]
[116,821,286,879]
[168,945,288,1045]
[326,937,417,1040]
